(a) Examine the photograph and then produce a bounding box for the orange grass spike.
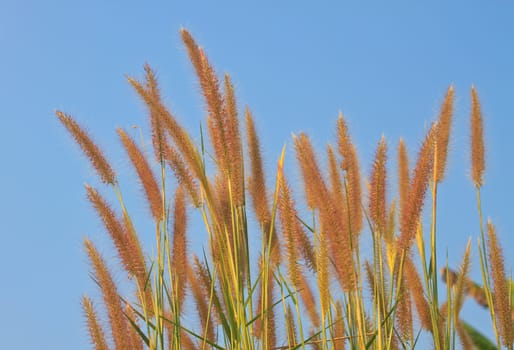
[246,108,272,226]
[82,296,109,350]
[181,29,233,182]
[369,136,388,234]
[223,74,245,205]
[337,113,363,237]
[487,221,514,347]
[142,64,167,162]
[277,170,301,289]
[397,138,410,221]
[86,186,153,317]
[86,185,127,266]
[164,142,201,207]
[56,111,116,185]
[327,145,345,206]
[316,229,331,320]
[277,151,316,272]
[398,123,436,252]
[117,128,164,222]
[434,85,454,183]
[404,256,432,333]
[187,262,216,344]
[471,86,485,188]
[171,186,188,308]
[84,239,131,350]
[396,275,414,343]
[294,132,330,210]
[192,255,223,326]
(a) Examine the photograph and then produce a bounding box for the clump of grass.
[58,29,512,350]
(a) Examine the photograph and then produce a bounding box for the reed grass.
[57,29,512,349]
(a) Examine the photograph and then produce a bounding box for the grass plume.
[118,128,164,222]
[56,111,116,185]
[337,113,363,237]
[84,238,130,350]
[82,296,109,350]
[434,85,454,183]
[398,123,436,252]
[369,136,387,234]
[471,86,485,188]
[487,221,513,348]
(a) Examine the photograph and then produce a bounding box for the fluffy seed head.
[396,277,413,342]
[337,114,363,236]
[277,172,300,288]
[487,221,513,346]
[246,108,271,226]
[399,123,436,252]
[398,138,410,220]
[369,136,388,233]
[56,111,116,184]
[404,257,432,332]
[143,64,167,162]
[294,133,329,210]
[223,74,244,205]
[171,186,188,308]
[84,239,130,350]
[86,185,135,276]
[164,143,200,207]
[118,128,163,221]
[187,262,215,343]
[82,296,109,350]
[435,85,454,182]
[471,86,485,187]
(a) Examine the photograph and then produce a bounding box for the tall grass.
[58,29,512,350]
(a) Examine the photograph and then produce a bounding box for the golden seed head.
[404,257,432,332]
[399,123,436,252]
[337,114,363,236]
[246,108,271,225]
[396,277,414,342]
[487,221,513,346]
[369,136,388,233]
[171,186,188,307]
[435,85,454,182]
[398,138,410,218]
[298,269,320,327]
[85,184,138,277]
[82,296,109,350]
[277,172,300,288]
[187,261,216,342]
[56,111,116,184]
[84,239,130,349]
[164,143,201,207]
[294,133,331,210]
[117,128,164,221]
[471,86,485,187]
[143,64,167,162]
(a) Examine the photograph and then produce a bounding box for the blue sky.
[1,1,514,348]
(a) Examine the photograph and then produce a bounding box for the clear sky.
[1,1,514,349]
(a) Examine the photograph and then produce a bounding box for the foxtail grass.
[57,29,512,350]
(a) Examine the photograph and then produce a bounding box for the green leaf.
[461,321,497,350]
